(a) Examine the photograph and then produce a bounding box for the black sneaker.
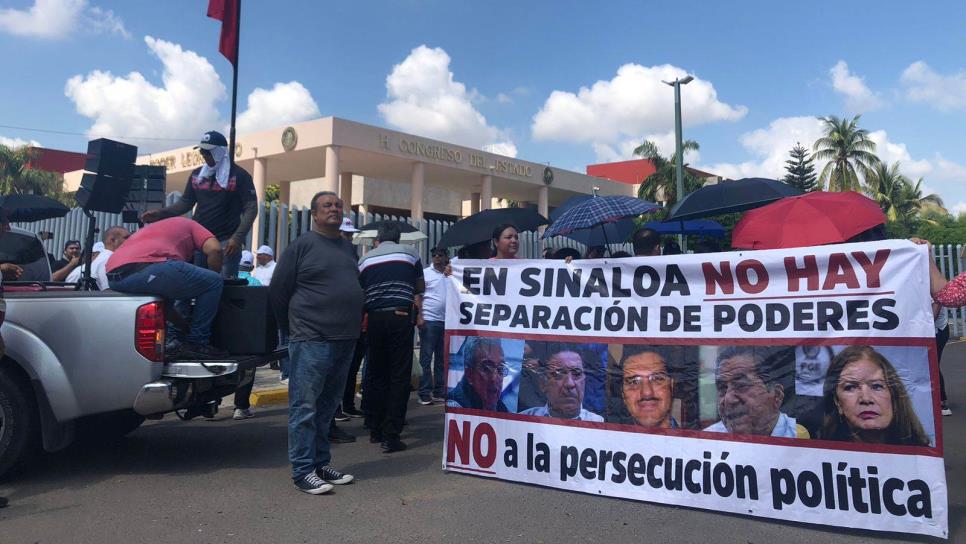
[381,439,407,453]
[328,425,356,443]
[418,397,433,406]
[294,473,333,495]
[179,342,229,360]
[343,406,364,418]
[333,409,350,422]
[316,465,354,485]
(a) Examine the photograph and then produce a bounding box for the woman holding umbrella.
[491,224,520,259]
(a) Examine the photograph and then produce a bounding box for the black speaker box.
[85,138,137,180]
[212,285,279,355]
[76,173,133,213]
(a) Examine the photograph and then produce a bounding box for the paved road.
[1,345,963,544]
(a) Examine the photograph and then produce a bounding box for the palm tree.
[634,139,703,206]
[0,144,66,198]
[868,161,945,226]
[812,115,880,192]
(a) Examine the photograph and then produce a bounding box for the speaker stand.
[79,209,100,291]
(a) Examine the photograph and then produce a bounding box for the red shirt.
[106,217,214,272]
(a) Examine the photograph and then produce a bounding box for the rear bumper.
[133,380,179,415]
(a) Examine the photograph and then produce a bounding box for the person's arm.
[268,244,298,337]
[142,178,196,223]
[50,256,80,281]
[201,237,223,273]
[227,169,258,255]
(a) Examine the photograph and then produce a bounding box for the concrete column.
[470,192,481,214]
[410,161,425,222]
[481,174,493,210]
[278,180,291,205]
[251,157,268,247]
[339,172,353,205]
[323,145,339,193]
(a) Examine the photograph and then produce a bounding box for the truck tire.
[0,365,39,479]
[78,409,145,441]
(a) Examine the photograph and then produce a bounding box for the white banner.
[442,240,947,538]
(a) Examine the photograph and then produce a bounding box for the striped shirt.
[358,242,423,311]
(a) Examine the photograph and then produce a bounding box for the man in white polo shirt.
[66,226,131,289]
[416,246,449,405]
[253,245,276,285]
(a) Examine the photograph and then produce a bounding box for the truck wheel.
[78,410,145,441]
[0,365,39,479]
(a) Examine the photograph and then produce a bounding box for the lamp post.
[663,74,693,249]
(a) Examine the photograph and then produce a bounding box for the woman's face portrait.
[835,357,894,434]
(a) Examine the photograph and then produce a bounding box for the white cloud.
[496,93,513,104]
[0,0,128,39]
[0,136,40,148]
[951,201,966,217]
[482,141,518,158]
[378,45,514,153]
[830,61,884,112]
[65,36,225,153]
[531,63,746,156]
[699,116,825,180]
[591,131,700,165]
[900,61,966,111]
[236,81,320,134]
[867,130,931,178]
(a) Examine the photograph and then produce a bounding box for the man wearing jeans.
[269,191,363,495]
[106,217,226,359]
[417,247,449,405]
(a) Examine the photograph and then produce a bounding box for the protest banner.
[441,240,947,538]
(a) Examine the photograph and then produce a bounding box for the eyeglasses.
[546,368,585,381]
[474,360,509,377]
[622,372,670,389]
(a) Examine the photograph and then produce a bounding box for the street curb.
[251,387,288,407]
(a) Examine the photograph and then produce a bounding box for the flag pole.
[228,0,241,168]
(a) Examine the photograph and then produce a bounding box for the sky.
[2,0,966,211]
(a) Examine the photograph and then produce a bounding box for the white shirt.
[66,249,113,290]
[421,265,448,322]
[521,404,604,422]
[252,260,276,286]
[704,412,800,438]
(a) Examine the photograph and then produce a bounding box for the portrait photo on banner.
[446,335,524,413]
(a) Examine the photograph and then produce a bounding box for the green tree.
[869,161,946,233]
[265,184,280,203]
[812,115,879,192]
[633,139,704,208]
[782,143,819,192]
[0,144,68,201]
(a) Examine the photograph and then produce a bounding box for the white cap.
[240,250,254,268]
[340,217,360,233]
[256,244,274,257]
[92,242,105,253]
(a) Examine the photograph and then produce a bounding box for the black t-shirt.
[182,164,257,241]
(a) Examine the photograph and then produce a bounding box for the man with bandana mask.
[141,130,257,278]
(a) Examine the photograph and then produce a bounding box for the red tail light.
[135,301,165,362]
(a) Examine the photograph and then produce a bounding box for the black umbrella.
[358,220,420,233]
[665,178,802,221]
[0,194,69,223]
[437,208,548,248]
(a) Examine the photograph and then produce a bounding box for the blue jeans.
[288,339,356,480]
[278,329,290,380]
[109,260,223,345]
[418,321,446,399]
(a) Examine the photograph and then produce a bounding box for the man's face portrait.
[466,343,506,410]
[715,354,783,435]
[312,195,344,230]
[540,351,585,419]
[64,242,80,259]
[256,253,272,266]
[621,351,673,428]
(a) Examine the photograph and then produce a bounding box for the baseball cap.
[340,217,360,233]
[92,242,106,253]
[239,250,254,268]
[256,244,274,257]
[196,130,228,150]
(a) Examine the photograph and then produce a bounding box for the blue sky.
[2,0,966,210]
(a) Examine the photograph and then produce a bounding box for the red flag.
[207,0,239,66]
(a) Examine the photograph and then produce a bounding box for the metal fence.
[14,202,965,335]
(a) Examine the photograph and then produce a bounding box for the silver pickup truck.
[0,227,284,477]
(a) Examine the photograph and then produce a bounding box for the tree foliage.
[634,139,705,208]
[782,143,819,192]
[0,144,72,205]
[813,115,879,192]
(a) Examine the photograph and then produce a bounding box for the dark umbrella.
[549,195,638,247]
[665,178,802,221]
[0,194,69,223]
[437,208,548,248]
[644,219,725,237]
[731,191,886,249]
[542,196,658,241]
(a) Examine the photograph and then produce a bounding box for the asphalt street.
[1,344,963,544]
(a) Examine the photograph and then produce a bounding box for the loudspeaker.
[85,138,137,180]
[211,285,279,355]
[76,173,132,213]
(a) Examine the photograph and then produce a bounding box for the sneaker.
[164,339,183,360]
[343,406,364,418]
[279,375,289,385]
[941,403,952,416]
[381,438,407,453]
[418,397,433,406]
[233,407,255,420]
[316,465,354,485]
[431,395,447,404]
[179,342,229,360]
[328,425,356,443]
[333,409,350,422]
[294,473,334,495]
